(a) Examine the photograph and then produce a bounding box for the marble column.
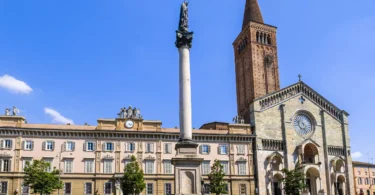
[179,45,193,141]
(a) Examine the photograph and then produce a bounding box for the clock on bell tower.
[233,0,280,123]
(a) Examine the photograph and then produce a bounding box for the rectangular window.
[64,160,73,173]
[202,161,210,175]
[84,182,92,195]
[104,142,114,151]
[219,145,228,155]
[104,160,113,173]
[358,171,361,175]
[104,182,112,194]
[65,141,75,151]
[164,160,172,174]
[366,171,368,175]
[3,140,12,149]
[145,161,154,174]
[164,183,172,195]
[237,145,245,154]
[201,145,210,154]
[126,143,136,152]
[221,161,229,175]
[124,160,131,168]
[45,141,54,151]
[203,184,210,194]
[240,184,246,195]
[164,143,172,154]
[85,160,94,173]
[0,181,8,194]
[23,158,32,171]
[22,183,29,195]
[24,141,33,150]
[238,162,246,175]
[85,142,95,151]
[64,182,72,195]
[147,183,153,195]
[43,159,53,172]
[146,143,154,153]
[0,159,11,172]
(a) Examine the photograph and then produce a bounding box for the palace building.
[0,0,355,195]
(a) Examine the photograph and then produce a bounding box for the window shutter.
[151,143,154,152]
[42,141,46,151]
[131,143,135,152]
[72,142,75,151]
[8,159,11,172]
[111,142,114,151]
[226,145,229,154]
[199,145,202,154]
[83,142,86,151]
[9,140,12,148]
[208,145,211,154]
[62,142,67,151]
[93,143,96,151]
[51,141,55,151]
[84,183,87,194]
[22,141,25,150]
[218,146,221,154]
[168,144,172,153]
[102,143,106,151]
[126,143,129,152]
[0,160,2,172]
[63,183,66,194]
[31,141,34,150]
[0,140,3,149]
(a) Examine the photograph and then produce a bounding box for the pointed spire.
[242,0,264,29]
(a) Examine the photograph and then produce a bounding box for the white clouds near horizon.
[44,108,74,125]
[0,74,33,94]
[352,152,363,159]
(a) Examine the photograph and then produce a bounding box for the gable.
[253,81,345,122]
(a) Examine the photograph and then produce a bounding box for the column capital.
[175,31,193,48]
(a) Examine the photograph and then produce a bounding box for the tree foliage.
[281,168,307,195]
[120,155,146,195]
[23,159,63,195]
[208,159,227,195]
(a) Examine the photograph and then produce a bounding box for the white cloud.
[0,74,33,94]
[44,108,74,125]
[352,152,363,159]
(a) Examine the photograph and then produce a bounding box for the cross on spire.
[298,74,302,82]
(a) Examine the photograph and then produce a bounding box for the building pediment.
[254,81,346,122]
[298,138,320,148]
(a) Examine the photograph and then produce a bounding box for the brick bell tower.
[233,0,280,123]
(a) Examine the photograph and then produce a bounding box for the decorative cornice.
[103,155,114,160]
[0,127,255,143]
[144,155,155,160]
[237,157,247,162]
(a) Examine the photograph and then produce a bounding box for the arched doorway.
[335,175,346,195]
[272,174,283,195]
[304,143,319,164]
[306,167,320,195]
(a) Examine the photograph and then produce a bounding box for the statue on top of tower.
[178,1,189,32]
[175,1,193,48]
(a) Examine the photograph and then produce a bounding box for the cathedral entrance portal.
[306,167,320,195]
[272,174,283,195]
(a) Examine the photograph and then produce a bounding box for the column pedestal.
[172,141,203,195]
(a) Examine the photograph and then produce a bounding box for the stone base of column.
[172,140,203,195]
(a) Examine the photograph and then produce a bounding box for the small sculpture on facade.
[133,107,142,119]
[5,108,10,116]
[178,1,189,32]
[233,115,245,124]
[126,106,133,118]
[12,106,19,116]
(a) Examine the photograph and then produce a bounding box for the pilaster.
[248,143,254,175]
[115,141,121,173]
[321,110,331,194]
[156,141,162,174]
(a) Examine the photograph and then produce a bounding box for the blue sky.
[0,0,374,162]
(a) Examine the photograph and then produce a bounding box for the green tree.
[120,155,146,195]
[23,159,63,195]
[281,168,307,195]
[208,159,227,195]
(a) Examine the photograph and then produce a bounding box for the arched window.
[358,178,362,185]
[372,178,375,185]
[365,178,369,185]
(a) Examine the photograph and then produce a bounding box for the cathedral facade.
[233,0,355,195]
[0,0,355,195]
